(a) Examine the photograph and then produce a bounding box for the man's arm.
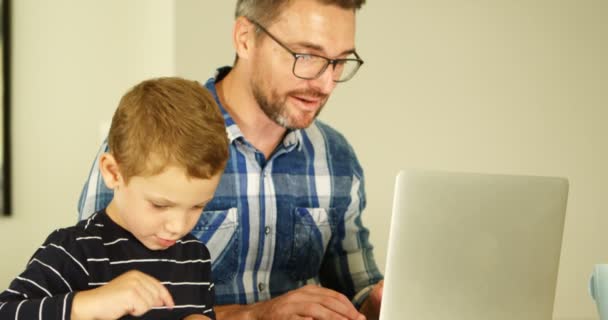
[319,171,384,306]
[215,285,365,320]
[78,139,113,220]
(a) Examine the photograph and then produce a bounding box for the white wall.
[1,1,606,320]
[0,0,175,290]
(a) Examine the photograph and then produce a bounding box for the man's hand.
[216,284,365,320]
[359,280,383,320]
[71,270,174,320]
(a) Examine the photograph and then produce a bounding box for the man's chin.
[282,115,317,130]
[284,104,323,129]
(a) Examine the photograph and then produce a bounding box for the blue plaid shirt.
[78,67,383,307]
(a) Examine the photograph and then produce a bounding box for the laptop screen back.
[379,170,568,320]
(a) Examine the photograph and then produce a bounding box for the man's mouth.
[290,93,326,111]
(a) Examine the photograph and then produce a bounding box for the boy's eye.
[151,202,168,209]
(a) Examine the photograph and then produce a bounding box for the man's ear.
[233,16,256,61]
[99,153,123,190]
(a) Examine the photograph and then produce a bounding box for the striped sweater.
[0,210,215,319]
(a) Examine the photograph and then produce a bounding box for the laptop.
[379,169,569,320]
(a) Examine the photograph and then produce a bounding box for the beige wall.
[0,0,175,295]
[1,1,606,319]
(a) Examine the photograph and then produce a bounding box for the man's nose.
[309,65,337,95]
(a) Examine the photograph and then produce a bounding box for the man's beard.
[251,79,327,130]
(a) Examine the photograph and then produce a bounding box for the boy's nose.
[165,213,188,236]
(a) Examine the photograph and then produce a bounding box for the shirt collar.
[204,66,303,151]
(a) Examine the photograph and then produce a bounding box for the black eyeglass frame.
[249,19,364,83]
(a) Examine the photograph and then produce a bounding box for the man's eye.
[297,54,315,61]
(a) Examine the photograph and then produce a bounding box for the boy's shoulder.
[35,214,109,262]
[41,211,114,251]
[72,211,109,236]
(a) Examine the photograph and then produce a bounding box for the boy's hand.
[71,270,174,320]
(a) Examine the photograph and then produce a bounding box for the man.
[79,0,384,319]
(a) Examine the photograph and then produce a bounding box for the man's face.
[107,165,221,250]
[249,0,357,129]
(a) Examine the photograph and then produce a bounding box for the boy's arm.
[0,230,88,318]
[0,292,77,318]
[78,139,113,221]
[0,228,174,319]
[71,270,174,320]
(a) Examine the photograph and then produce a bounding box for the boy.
[0,77,229,319]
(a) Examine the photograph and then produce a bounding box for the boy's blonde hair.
[108,77,229,183]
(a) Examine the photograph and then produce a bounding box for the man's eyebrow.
[293,41,357,57]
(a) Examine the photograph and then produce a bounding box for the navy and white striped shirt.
[78,66,383,307]
[0,211,215,319]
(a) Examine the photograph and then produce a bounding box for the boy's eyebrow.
[146,195,214,207]
[147,196,177,206]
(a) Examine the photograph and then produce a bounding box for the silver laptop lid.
[380,170,569,320]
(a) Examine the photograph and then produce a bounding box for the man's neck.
[216,68,287,159]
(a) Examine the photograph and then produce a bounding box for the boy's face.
[100,154,221,250]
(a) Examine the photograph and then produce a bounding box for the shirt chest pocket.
[191,208,239,283]
[287,207,334,281]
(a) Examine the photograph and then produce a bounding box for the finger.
[128,284,172,316]
[370,281,384,305]
[121,273,164,314]
[134,277,162,309]
[283,295,363,320]
[297,285,361,319]
[293,301,360,320]
[301,285,354,307]
[138,274,174,309]
[374,281,384,300]
[128,295,154,317]
[155,281,175,309]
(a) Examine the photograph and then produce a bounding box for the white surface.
[380,170,568,320]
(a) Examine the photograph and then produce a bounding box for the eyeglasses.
[250,19,364,83]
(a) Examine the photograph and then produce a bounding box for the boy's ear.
[99,153,123,190]
[233,16,256,61]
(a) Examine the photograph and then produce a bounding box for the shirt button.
[258,282,265,292]
[264,226,271,235]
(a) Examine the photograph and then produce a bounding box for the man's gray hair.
[235,0,366,25]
